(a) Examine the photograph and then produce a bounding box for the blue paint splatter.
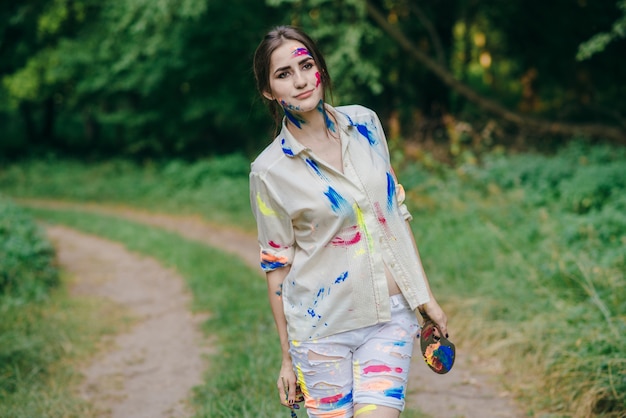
[334,271,348,284]
[260,260,287,270]
[305,158,329,181]
[324,186,350,214]
[384,386,405,400]
[274,283,283,297]
[285,109,304,129]
[317,101,336,133]
[356,123,376,145]
[386,172,396,211]
[436,345,455,370]
[281,138,294,157]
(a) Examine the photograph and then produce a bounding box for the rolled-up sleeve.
[395,182,413,221]
[249,171,295,272]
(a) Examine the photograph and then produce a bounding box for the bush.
[0,196,59,302]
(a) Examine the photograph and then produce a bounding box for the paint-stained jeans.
[289,294,419,418]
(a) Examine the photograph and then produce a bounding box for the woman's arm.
[266,266,299,407]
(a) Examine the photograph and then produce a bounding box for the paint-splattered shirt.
[249,104,430,341]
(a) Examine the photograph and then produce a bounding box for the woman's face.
[264,40,323,115]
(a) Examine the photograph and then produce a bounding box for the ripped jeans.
[289,294,419,418]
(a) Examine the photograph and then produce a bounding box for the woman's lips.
[295,90,314,99]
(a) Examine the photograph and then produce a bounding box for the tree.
[267,0,626,147]
[577,0,626,60]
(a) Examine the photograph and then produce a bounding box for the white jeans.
[289,294,419,418]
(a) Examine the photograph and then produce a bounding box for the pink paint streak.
[374,202,387,225]
[330,231,362,247]
[315,72,321,87]
[363,365,403,374]
[269,241,281,249]
[292,47,311,57]
[320,393,343,404]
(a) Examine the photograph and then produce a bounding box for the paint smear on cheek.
[315,72,321,87]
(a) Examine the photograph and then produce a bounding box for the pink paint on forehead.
[292,47,311,57]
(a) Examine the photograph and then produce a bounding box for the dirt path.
[46,225,211,418]
[29,199,523,418]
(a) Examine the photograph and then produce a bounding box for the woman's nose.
[293,71,306,88]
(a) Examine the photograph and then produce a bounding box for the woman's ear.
[263,90,274,101]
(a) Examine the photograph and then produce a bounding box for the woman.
[250,26,448,418]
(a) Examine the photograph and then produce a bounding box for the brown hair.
[253,25,333,135]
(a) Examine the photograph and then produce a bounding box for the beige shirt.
[249,104,430,341]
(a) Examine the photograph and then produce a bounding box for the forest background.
[1,0,626,158]
[0,0,625,417]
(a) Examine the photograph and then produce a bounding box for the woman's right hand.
[277,360,302,409]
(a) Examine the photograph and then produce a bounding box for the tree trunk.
[365,1,626,143]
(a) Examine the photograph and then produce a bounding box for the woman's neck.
[285,101,337,145]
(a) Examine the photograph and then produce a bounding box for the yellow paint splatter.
[296,364,310,398]
[354,204,373,251]
[257,193,278,217]
[353,359,361,388]
[355,404,378,416]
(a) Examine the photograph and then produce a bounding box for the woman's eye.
[302,62,314,70]
[277,71,290,79]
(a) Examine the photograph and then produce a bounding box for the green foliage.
[0,0,287,158]
[0,154,254,229]
[402,141,626,416]
[0,196,58,302]
[577,0,626,60]
[2,0,626,158]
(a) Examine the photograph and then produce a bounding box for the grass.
[24,207,293,417]
[0,155,254,230]
[0,274,127,418]
[405,164,625,417]
[2,142,625,417]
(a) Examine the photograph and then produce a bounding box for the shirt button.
[390,263,396,268]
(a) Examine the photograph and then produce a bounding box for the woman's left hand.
[420,300,448,337]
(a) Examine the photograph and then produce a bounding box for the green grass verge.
[0,155,254,230]
[406,174,625,417]
[0,277,126,418]
[24,207,292,417]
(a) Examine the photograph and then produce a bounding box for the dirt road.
[30,199,523,418]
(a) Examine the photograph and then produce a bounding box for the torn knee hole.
[307,349,344,361]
